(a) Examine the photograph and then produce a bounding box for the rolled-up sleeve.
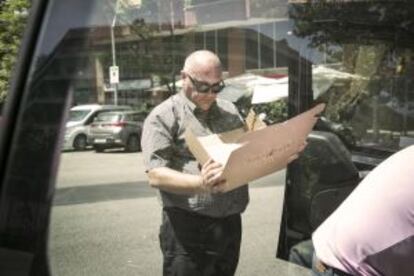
[141,106,175,172]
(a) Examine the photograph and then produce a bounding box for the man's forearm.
[147,167,204,195]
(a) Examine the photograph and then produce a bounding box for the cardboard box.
[185,103,325,192]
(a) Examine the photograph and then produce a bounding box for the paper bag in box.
[185,103,325,192]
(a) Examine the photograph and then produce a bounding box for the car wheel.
[73,134,87,151]
[125,135,140,152]
[93,145,105,153]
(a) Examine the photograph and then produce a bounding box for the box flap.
[222,103,325,191]
[185,127,245,166]
[245,108,267,131]
[184,128,211,165]
[185,103,325,192]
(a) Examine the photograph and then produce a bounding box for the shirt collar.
[178,91,197,111]
[178,91,218,115]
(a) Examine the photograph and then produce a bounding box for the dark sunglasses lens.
[196,83,211,93]
[190,76,224,94]
[211,83,224,93]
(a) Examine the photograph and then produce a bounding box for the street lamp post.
[109,0,119,105]
[110,12,119,106]
[109,0,143,105]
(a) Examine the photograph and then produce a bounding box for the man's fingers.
[203,159,222,172]
[200,158,227,193]
[201,159,223,185]
[212,180,227,194]
[204,169,224,185]
[202,158,214,170]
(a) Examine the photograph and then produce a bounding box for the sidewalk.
[50,168,311,275]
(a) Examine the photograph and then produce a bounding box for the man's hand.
[200,158,227,194]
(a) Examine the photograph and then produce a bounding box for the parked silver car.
[89,110,147,152]
[63,104,132,151]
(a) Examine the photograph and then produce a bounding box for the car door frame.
[0,0,67,274]
[275,13,400,261]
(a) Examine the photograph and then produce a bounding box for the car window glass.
[6,0,412,274]
[311,45,414,151]
[278,0,414,267]
[34,0,413,275]
[48,1,303,274]
[69,110,91,122]
[95,112,121,122]
[288,2,414,152]
[137,113,146,121]
[124,114,133,121]
[83,112,99,125]
[132,113,142,122]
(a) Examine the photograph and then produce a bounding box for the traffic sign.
[109,66,119,84]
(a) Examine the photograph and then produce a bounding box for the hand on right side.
[199,158,227,194]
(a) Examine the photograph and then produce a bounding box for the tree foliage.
[0,0,30,103]
[289,2,413,117]
[253,99,288,124]
[289,1,414,48]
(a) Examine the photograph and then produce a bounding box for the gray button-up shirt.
[141,92,249,217]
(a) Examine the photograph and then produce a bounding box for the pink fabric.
[312,145,414,275]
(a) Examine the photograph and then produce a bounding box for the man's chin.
[198,103,213,111]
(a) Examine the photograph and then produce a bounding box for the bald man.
[141,50,249,276]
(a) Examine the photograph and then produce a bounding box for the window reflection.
[46,1,303,275]
[26,0,413,275]
[290,1,414,151]
[312,46,414,151]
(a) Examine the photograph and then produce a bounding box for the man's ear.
[180,71,186,80]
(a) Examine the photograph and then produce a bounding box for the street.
[49,150,310,276]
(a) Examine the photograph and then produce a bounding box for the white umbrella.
[251,77,288,104]
[312,66,364,99]
[221,73,288,104]
[218,83,252,102]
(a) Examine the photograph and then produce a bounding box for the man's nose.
[205,89,217,96]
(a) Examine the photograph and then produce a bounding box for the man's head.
[181,50,225,111]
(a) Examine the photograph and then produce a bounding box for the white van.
[63,104,131,151]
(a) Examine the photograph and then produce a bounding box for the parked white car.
[63,104,131,151]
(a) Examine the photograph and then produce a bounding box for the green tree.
[101,0,188,94]
[253,99,288,124]
[0,0,30,103]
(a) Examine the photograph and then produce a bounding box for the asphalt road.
[49,150,310,276]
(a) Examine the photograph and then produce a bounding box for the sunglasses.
[187,75,225,94]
